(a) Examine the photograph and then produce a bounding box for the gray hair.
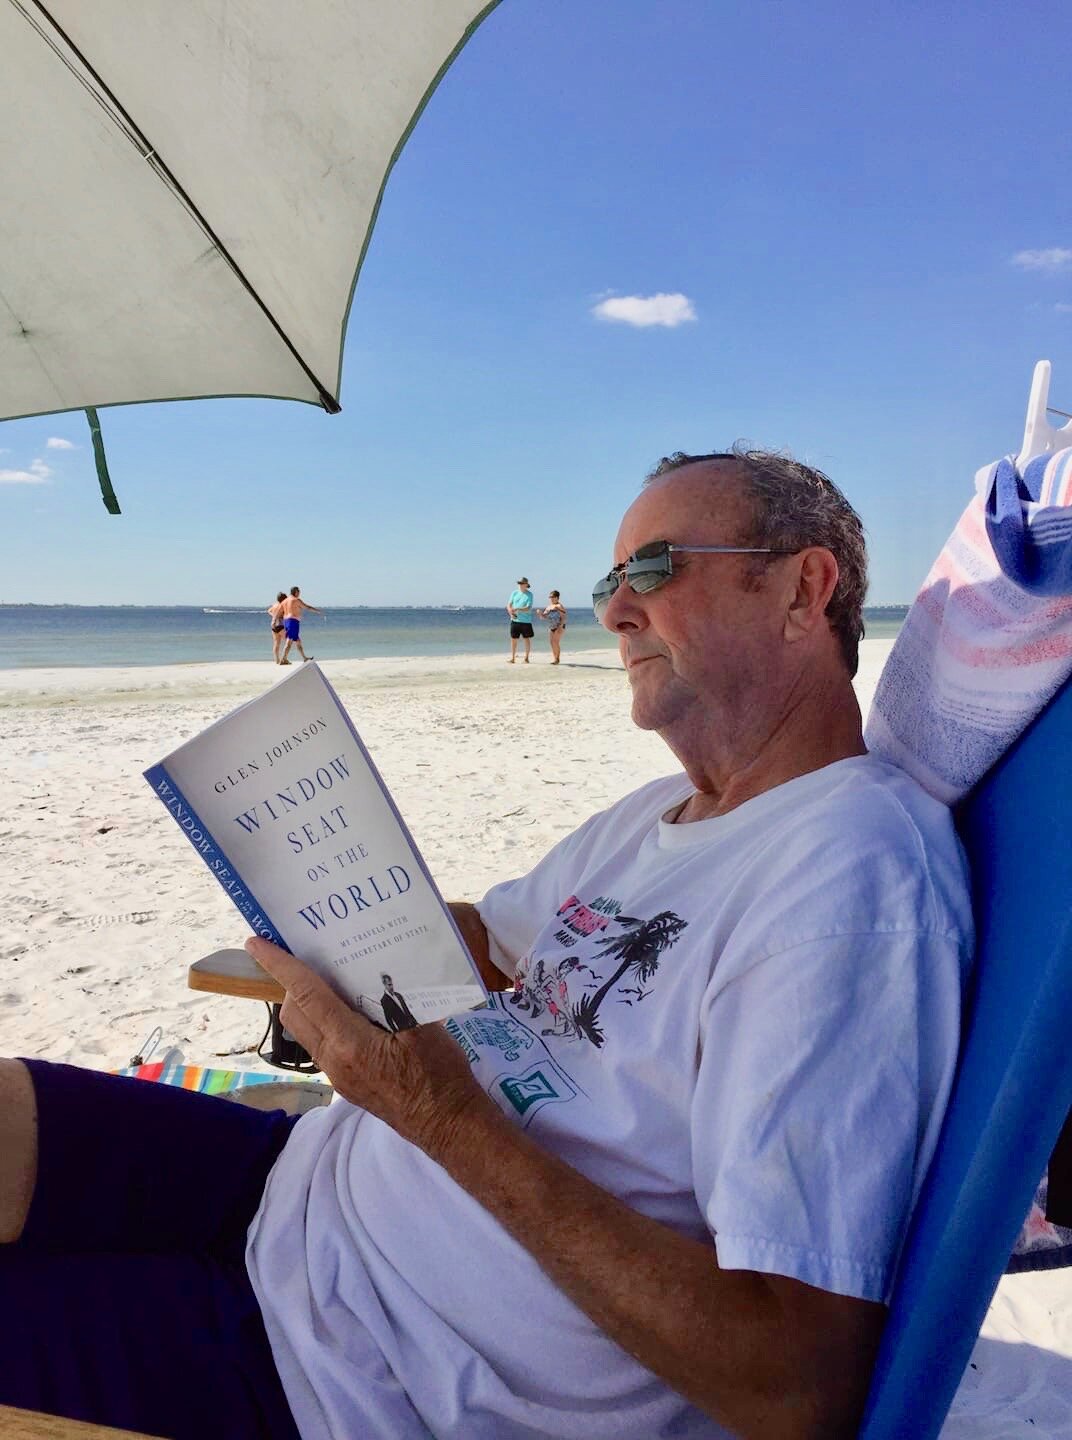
[646,445,868,676]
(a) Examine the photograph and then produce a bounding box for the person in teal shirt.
[507,577,534,663]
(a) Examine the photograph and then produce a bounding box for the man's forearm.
[429,1099,881,1440]
[248,933,882,1439]
[436,907,878,1434]
[435,912,820,1428]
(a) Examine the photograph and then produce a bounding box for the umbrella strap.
[84,406,120,514]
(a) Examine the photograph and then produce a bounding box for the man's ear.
[783,548,839,645]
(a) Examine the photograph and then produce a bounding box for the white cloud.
[46,436,76,450]
[591,292,697,328]
[0,461,50,485]
[1055,302,1072,314]
[1011,248,1072,273]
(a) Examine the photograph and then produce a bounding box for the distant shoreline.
[2,602,517,611]
[0,602,918,616]
[0,605,908,672]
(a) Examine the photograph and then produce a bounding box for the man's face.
[600,464,790,742]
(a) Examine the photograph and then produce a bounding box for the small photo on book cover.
[145,662,487,1026]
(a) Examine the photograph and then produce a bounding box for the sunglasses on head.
[592,540,799,618]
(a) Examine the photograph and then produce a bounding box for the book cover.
[144,663,486,1027]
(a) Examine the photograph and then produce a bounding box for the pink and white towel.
[866,447,1072,1273]
[864,447,1072,804]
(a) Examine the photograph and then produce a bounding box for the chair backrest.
[859,676,1072,1440]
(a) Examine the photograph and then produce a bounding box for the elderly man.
[0,450,971,1440]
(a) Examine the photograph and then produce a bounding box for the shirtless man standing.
[278,586,323,665]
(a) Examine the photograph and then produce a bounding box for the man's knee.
[0,1059,39,1244]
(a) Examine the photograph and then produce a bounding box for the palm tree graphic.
[570,910,687,1047]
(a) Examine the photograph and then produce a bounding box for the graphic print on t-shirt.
[509,895,688,1049]
[444,1007,584,1125]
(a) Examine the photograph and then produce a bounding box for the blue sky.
[3,0,1071,608]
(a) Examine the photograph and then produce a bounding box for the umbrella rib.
[11,0,342,414]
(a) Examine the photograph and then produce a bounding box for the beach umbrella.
[0,0,500,510]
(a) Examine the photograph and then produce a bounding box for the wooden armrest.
[187,948,285,1004]
[0,1406,166,1439]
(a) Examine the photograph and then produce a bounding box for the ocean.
[0,606,908,670]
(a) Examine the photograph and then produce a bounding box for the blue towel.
[987,449,1072,595]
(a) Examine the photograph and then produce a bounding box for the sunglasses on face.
[592,540,799,618]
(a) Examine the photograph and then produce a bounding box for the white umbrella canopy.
[0,0,499,504]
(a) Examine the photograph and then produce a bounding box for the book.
[144,662,486,1028]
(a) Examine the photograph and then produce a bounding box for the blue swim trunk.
[1,1060,302,1440]
[283,617,300,640]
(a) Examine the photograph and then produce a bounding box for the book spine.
[143,763,288,950]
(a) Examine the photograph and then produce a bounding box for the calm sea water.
[0,606,908,670]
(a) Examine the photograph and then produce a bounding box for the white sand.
[0,635,1067,1432]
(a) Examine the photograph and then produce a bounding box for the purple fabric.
[0,1060,302,1440]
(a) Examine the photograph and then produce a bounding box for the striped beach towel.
[116,1060,290,1093]
[867,446,1072,1273]
[864,447,1072,804]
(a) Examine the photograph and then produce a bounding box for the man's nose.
[599,579,644,634]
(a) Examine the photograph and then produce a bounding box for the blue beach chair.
[858,675,1072,1439]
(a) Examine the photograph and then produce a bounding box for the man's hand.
[246,937,493,1161]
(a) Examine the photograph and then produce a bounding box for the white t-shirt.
[247,756,972,1440]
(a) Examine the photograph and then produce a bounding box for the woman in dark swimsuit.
[538,590,568,664]
[267,591,287,664]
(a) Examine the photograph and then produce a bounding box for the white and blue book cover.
[144,663,486,1027]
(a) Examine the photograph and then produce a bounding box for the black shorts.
[3,1061,301,1440]
[510,622,534,639]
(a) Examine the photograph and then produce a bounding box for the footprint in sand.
[58,911,158,931]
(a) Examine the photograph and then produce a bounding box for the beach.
[0,635,1068,1432]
